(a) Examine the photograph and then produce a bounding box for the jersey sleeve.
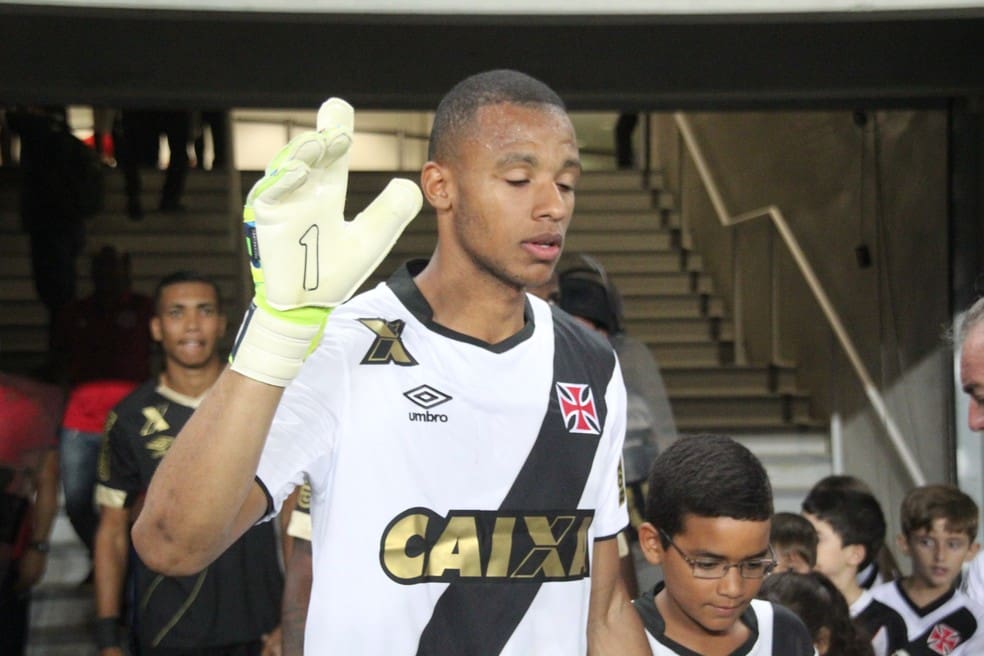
[590,355,630,541]
[94,409,142,509]
[256,331,348,518]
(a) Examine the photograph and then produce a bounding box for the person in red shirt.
[0,373,62,655]
[51,246,152,565]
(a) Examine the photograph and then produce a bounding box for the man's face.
[961,324,984,431]
[803,513,858,582]
[151,281,225,369]
[442,102,580,291]
[901,518,978,591]
[640,515,772,638]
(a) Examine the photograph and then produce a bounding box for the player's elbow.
[131,513,213,576]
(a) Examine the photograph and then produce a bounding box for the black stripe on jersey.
[855,598,907,654]
[901,607,978,655]
[414,308,616,656]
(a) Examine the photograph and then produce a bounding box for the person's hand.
[15,547,46,592]
[230,98,422,387]
[261,624,284,656]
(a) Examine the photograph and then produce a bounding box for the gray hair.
[958,297,984,346]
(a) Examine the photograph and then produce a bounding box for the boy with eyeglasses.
[870,484,984,654]
[633,434,815,655]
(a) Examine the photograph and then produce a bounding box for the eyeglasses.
[658,529,777,580]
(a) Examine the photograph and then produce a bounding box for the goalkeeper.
[134,70,647,655]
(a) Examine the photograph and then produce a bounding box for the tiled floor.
[28,497,98,655]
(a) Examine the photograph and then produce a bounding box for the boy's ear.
[845,543,866,569]
[896,533,911,556]
[815,626,831,655]
[637,522,666,566]
[966,541,981,563]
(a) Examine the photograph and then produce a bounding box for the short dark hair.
[645,434,773,541]
[802,488,886,571]
[758,572,873,656]
[901,484,979,540]
[153,271,223,315]
[809,474,873,496]
[428,69,566,162]
[771,512,819,568]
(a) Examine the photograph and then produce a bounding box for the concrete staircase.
[0,164,242,654]
[299,168,833,513]
[1,165,829,650]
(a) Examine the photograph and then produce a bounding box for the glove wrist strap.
[230,302,326,387]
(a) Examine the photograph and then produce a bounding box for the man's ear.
[637,522,665,566]
[150,316,162,343]
[420,161,452,212]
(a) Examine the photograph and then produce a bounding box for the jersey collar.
[386,259,536,354]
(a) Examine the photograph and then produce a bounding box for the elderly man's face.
[960,324,984,431]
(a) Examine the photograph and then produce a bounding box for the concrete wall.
[651,109,952,549]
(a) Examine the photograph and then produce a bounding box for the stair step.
[27,624,98,655]
[30,587,94,629]
[0,277,241,305]
[626,318,733,344]
[662,366,798,395]
[612,272,714,296]
[672,394,812,424]
[648,341,733,366]
[625,295,726,320]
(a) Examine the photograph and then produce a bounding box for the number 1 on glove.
[231,98,423,387]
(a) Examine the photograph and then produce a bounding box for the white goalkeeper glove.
[230,98,422,387]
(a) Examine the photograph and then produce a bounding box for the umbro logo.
[405,384,451,423]
[404,385,452,409]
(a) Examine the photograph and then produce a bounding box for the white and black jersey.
[633,583,815,655]
[870,580,984,655]
[850,589,907,656]
[256,262,630,655]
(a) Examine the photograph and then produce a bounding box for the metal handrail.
[673,112,926,488]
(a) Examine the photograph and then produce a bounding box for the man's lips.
[522,233,563,259]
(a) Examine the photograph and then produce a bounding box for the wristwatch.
[28,540,50,553]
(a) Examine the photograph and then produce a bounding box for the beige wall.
[651,109,952,548]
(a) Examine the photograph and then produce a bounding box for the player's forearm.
[93,517,129,619]
[587,540,650,655]
[132,368,282,574]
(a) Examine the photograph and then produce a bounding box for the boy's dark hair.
[645,434,773,541]
[802,487,886,572]
[428,69,566,162]
[901,484,979,540]
[771,512,819,568]
[809,474,872,496]
[758,572,874,656]
[153,271,223,315]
